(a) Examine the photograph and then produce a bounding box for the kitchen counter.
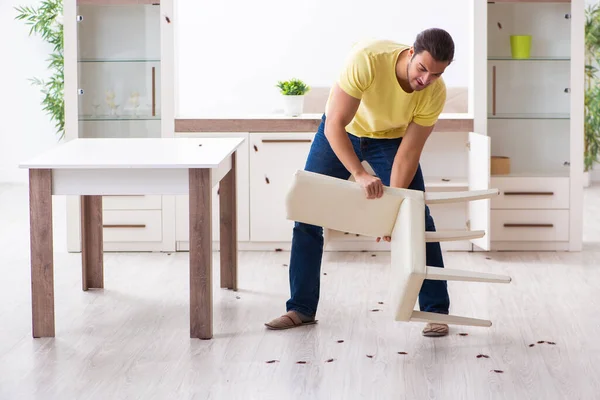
[174,113,474,133]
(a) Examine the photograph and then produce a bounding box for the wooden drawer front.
[103,210,162,242]
[491,210,569,242]
[103,195,162,210]
[491,177,569,209]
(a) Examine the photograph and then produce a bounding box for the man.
[265,28,454,337]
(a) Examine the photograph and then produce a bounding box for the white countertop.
[19,137,245,169]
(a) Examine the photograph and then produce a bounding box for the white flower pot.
[282,95,304,117]
[583,171,591,188]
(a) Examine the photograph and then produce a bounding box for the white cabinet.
[64,0,175,252]
[249,132,314,242]
[474,0,584,251]
[246,130,491,252]
[174,132,250,245]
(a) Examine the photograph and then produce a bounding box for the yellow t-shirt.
[325,39,446,139]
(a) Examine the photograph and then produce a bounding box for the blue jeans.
[286,115,450,318]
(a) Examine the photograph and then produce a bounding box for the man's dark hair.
[413,28,455,63]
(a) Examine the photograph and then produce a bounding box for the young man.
[265,28,454,337]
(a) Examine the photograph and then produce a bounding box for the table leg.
[81,195,104,291]
[189,168,213,339]
[29,169,55,338]
[219,152,238,290]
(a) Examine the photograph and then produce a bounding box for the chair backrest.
[285,170,422,238]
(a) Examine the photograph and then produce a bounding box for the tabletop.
[19,137,245,169]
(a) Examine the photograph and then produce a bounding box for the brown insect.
[529,344,535,347]
[265,360,279,364]
[337,340,344,343]
[491,369,504,374]
[323,273,327,276]
[253,145,258,152]
[458,333,469,336]
[371,309,380,312]
[366,355,374,358]
[378,301,384,305]
[371,254,376,257]
[326,358,335,363]
[275,248,282,252]
[477,354,490,359]
[265,177,270,184]
[165,16,171,23]
[547,341,556,345]
[296,361,307,364]
[497,22,502,29]
[537,341,545,344]
[398,352,408,355]
[282,264,288,267]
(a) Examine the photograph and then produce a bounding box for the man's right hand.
[354,172,384,199]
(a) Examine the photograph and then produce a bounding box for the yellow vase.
[510,35,532,59]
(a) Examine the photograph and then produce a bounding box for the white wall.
[0,0,64,183]
[175,0,472,117]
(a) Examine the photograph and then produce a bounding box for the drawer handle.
[261,139,312,143]
[503,223,554,228]
[503,192,554,196]
[103,224,147,228]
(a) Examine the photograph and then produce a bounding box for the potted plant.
[276,78,310,117]
[15,0,65,140]
[584,4,600,186]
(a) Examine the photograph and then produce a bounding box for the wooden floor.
[1,184,600,400]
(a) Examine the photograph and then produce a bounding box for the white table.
[19,137,244,340]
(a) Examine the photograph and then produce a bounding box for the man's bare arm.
[376,121,435,243]
[390,121,435,189]
[325,84,383,198]
[324,84,366,177]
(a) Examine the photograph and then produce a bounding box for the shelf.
[78,58,160,63]
[488,56,570,61]
[491,171,570,178]
[79,115,160,121]
[488,113,569,120]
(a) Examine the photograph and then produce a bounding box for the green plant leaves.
[15,0,64,140]
[276,78,310,96]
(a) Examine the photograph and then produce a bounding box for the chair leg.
[425,266,512,283]
[425,230,485,242]
[410,311,492,327]
[424,189,499,205]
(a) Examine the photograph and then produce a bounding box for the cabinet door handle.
[151,66,156,117]
[103,224,146,228]
[503,192,554,196]
[492,65,496,116]
[503,223,554,228]
[103,195,145,197]
[261,139,312,143]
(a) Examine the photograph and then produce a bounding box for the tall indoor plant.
[584,3,600,183]
[15,0,65,140]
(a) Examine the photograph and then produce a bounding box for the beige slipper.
[265,311,317,330]
[422,323,449,337]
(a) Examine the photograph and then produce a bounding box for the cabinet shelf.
[79,115,160,121]
[488,113,569,120]
[488,56,570,61]
[78,58,160,63]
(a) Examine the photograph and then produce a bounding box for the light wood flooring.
[1,184,599,400]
